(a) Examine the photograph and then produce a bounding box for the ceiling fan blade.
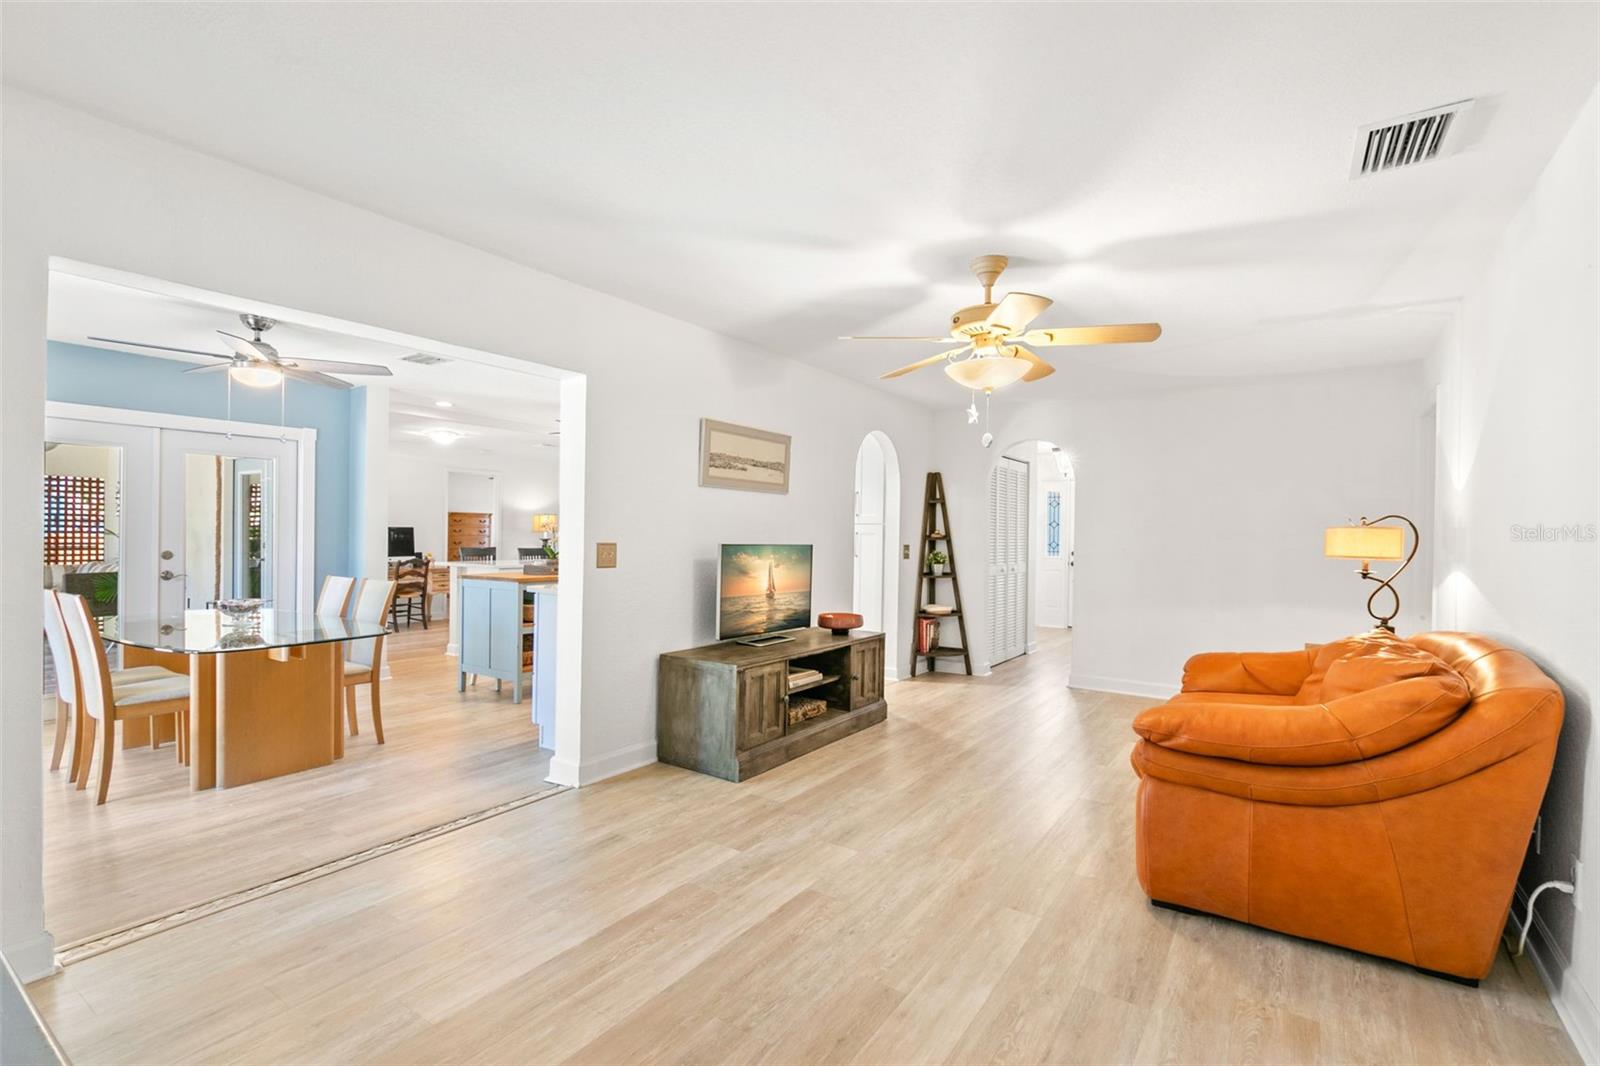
[284,357,394,377]
[840,335,955,342]
[879,346,970,380]
[88,336,231,359]
[1009,345,1056,382]
[1017,323,1163,347]
[280,365,354,390]
[181,362,233,376]
[217,330,274,360]
[986,293,1053,335]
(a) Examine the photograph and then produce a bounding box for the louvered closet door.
[988,456,1029,667]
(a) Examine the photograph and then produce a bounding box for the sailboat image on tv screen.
[718,544,813,641]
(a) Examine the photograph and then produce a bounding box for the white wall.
[1429,87,1598,1061]
[934,362,1429,691]
[0,89,934,978]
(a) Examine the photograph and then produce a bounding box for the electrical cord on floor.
[1507,879,1575,958]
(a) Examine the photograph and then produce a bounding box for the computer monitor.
[387,526,416,558]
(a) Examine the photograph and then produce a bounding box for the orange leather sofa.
[1130,631,1563,983]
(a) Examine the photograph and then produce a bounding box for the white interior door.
[159,430,301,613]
[852,438,886,632]
[988,456,1029,666]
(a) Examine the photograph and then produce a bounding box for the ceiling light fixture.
[944,345,1030,391]
[424,428,466,446]
[434,400,453,408]
[229,364,284,389]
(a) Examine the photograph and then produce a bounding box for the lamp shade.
[531,513,559,535]
[944,352,1030,391]
[1324,524,1405,561]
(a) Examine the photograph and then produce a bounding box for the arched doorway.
[852,431,901,679]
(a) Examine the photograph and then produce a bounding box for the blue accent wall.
[47,341,361,586]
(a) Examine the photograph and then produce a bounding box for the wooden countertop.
[458,572,559,585]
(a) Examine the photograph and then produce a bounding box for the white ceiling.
[8,4,1597,406]
[48,272,562,457]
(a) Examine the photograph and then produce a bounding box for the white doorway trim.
[851,431,902,682]
[46,401,316,612]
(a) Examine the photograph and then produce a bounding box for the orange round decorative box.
[818,612,863,636]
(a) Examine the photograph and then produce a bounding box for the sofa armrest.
[1131,688,1560,805]
[1134,675,1471,766]
[1180,649,1315,696]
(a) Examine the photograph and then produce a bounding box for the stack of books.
[788,667,824,691]
[916,616,941,654]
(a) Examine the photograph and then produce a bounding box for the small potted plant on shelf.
[928,549,948,576]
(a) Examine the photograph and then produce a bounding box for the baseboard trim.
[557,741,658,786]
[1068,673,1179,700]
[2,932,58,984]
[1513,882,1599,1064]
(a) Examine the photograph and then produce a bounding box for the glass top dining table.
[101,610,389,655]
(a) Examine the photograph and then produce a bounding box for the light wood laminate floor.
[29,629,1577,1064]
[42,621,550,945]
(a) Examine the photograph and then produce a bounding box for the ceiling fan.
[842,255,1162,391]
[90,314,396,390]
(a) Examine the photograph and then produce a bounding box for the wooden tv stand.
[657,628,887,781]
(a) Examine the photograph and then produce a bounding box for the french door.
[158,430,301,614]
[987,456,1029,666]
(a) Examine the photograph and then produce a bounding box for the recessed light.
[424,428,465,446]
[434,400,453,408]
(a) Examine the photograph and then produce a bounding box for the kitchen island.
[457,571,559,746]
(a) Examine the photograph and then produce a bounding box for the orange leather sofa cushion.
[1136,635,1471,765]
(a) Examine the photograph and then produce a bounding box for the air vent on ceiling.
[401,352,452,366]
[1351,99,1473,179]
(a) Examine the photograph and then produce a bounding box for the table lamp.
[1323,514,1417,632]
[531,513,558,549]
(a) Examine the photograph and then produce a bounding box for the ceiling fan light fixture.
[229,363,284,389]
[944,351,1029,391]
[424,428,466,446]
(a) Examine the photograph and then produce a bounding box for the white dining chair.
[316,575,357,618]
[42,589,180,782]
[58,593,192,804]
[343,579,398,743]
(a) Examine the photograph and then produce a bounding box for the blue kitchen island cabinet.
[458,572,557,707]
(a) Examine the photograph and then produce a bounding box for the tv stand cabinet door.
[738,662,787,749]
[850,638,885,709]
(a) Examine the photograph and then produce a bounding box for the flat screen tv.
[718,543,813,644]
[388,526,416,558]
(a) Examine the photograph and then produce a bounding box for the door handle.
[160,570,185,581]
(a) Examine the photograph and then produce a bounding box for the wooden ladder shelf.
[910,471,972,676]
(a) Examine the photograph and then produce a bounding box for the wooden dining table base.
[122,643,341,790]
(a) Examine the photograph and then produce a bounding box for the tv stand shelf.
[657,628,887,781]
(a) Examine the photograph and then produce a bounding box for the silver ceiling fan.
[90,313,395,390]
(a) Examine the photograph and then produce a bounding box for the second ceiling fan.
[91,313,395,390]
[843,255,1161,391]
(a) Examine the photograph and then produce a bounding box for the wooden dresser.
[447,511,492,561]
[657,628,887,781]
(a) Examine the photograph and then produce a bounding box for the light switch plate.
[596,542,618,568]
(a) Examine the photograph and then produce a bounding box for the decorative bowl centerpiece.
[215,598,268,630]
[818,611,863,636]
